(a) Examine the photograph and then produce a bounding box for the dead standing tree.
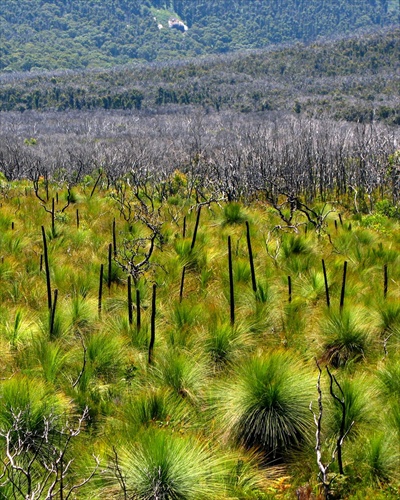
[0,407,99,500]
[309,361,354,500]
[111,175,163,284]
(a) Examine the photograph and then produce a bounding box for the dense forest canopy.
[0,0,399,71]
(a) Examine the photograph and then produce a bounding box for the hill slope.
[1,28,399,124]
[0,0,399,72]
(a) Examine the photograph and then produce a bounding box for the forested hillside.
[0,0,399,72]
[1,28,399,125]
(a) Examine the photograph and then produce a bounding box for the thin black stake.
[11,221,14,230]
[246,221,257,293]
[228,236,235,325]
[136,289,141,331]
[127,276,133,325]
[148,284,157,364]
[334,220,338,232]
[190,207,201,250]
[107,243,112,291]
[76,208,79,229]
[42,226,52,310]
[182,215,186,238]
[98,264,104,318]
[322,259,330,307]
[51,198,55,235]
[179,266,186,303]
[90,171,102,198]
[113,218,117,258]
[50,289,58,338]
[340,261,347,311]
[384,264,388,299]
[338,213,343,226]
[288,275,292,303]
[40,254,43,273]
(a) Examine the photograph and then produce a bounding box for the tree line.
[1,109,399,211]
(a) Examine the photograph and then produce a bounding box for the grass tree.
[108,429,228,499]
[150,349,208,406]
[216,351,313,461]
[319,307,372,368]
[356,432,400,488]
[325,373,375,446]
[204,320,254,369]
[377,360,400,436]
[117,387,187,434]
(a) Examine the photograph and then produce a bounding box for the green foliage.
[375,199,400,219]
[378,360,400,399]
[1,20,400,124]
[359,433,400,486]
[33,336,66,384]
[0,375,70,441]
[204,321,252,367]
[85,331,126,383]
[223,202,247,225]
[217,351,313,460]
[281,233,311,258]
[327,374,374,441]
[151,350,207,404]
[112,429,228,499]
[118,387,186,432]
[0,0,396,73]
[319,308,371,367]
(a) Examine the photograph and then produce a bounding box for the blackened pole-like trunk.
[340,261,347,311]
[148,284,157,364]
[228,236,235,325]
[42,226,52,310]
[98,264,104,318]
[127,276,133,325]
[322,259,330,307]
[246,221,257,293]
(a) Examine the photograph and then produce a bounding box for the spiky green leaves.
[115,429,226,500]
[320,308,371,367]
[217,351,313,460]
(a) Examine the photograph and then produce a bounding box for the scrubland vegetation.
[0,109,400,498]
